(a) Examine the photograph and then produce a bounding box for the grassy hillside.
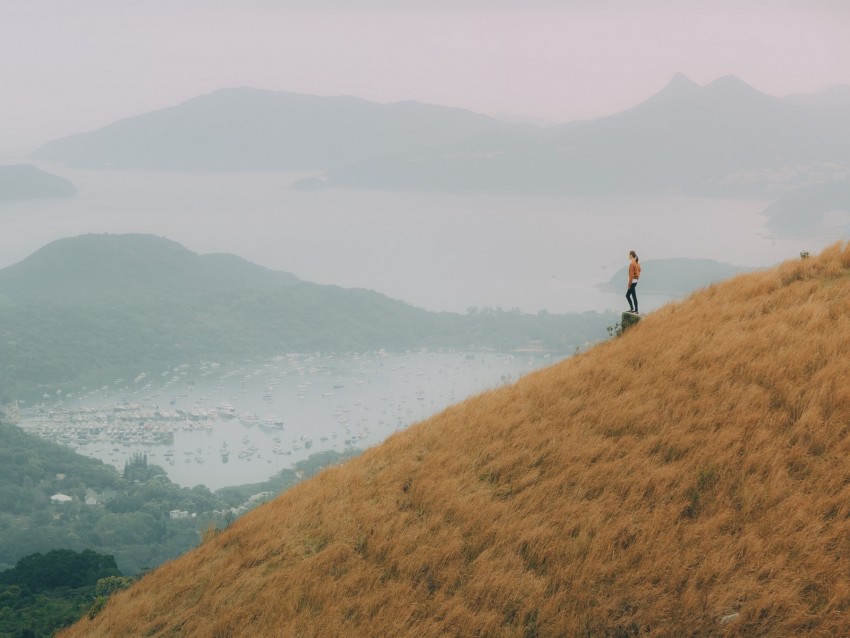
[60,242,850,636]
[0,234,611,403]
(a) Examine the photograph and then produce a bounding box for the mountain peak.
[625,72,779,119]
[0,233,298,304]
[703,74,773,101]
[632,73,701,109]
[652,73,771,102]
[706,73,748,87]
[666,72,700,91]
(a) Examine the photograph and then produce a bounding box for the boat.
[216,403,237,418]
[259,415,284,429]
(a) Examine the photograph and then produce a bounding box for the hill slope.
[60,243,850,636]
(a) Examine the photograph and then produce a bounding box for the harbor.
[19,349,561,489]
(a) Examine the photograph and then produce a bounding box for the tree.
[0,549,120,592]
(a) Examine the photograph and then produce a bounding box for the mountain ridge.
[30,75,850,199]
[326,73,850,195]
[59,242,850,636]
[0,233,301,304]
[30,88,507,171]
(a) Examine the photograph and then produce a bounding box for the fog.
[0,166,827,315]
[1,2,848,592]
[2,1,850,156]
[0,1,847,310]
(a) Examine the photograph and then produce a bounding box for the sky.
[1,0,850,157]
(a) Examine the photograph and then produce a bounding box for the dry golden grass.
[61,242,850,637]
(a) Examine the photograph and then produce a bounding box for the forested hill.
[60,243,850,637]
[0,419,359,576]
[0,420,203,575]
[0,234,611,402]
[0,420,357,637]
[0,233,300,304]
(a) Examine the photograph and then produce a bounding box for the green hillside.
[0,420,358,575]
[0,421,201,575]
[0,234,611,402]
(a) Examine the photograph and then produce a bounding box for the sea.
[0,164,829,316]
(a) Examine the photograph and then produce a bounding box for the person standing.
[626,250,641,313]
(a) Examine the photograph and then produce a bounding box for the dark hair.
[630,250,639,262]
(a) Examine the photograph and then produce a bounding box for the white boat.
[216,403,237,417]
[259,415,284,429]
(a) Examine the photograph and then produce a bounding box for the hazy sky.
[2,0,849,156]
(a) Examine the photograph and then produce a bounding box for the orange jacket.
[628,259,641,283]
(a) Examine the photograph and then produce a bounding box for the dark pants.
[626,282,638,312]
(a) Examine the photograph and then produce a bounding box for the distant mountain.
[0,234,612,402]
[494,112,560,127]
[327,74,850,195]
[0,233,300,304]
[30,88,507,171]
[0,164,76,203]
[598,258,758,295]
[784,85,850,108]
[763,178,850,235]
[31,76,845,195]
